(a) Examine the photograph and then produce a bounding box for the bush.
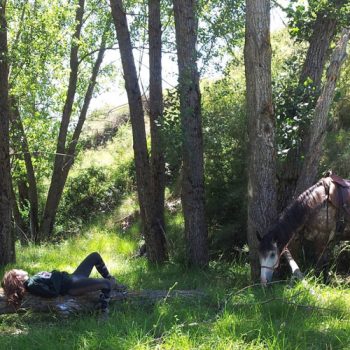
[202,72,248,248]
[57,160,135,233]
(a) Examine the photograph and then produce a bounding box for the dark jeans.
[67,252,112,296]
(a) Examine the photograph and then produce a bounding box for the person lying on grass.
[1,252,126,314]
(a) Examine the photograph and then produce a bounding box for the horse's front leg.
[283,248,304,280]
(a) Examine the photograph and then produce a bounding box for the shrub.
[57,159,135,233]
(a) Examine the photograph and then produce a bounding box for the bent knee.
[89,252,102,260]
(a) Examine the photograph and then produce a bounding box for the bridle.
[260,246,288,271]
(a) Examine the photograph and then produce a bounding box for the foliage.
[6,0,116,239]
[8,0,73,191]
[197,0,245,72]
[286,0,350,42]
[161,88,182,183]
[202,70,247,247]
[273,56,318,158]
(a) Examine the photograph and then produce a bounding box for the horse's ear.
[256,231,262,242]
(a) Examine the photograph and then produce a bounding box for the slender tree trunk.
[40,0,85,238]
[148,0,167,258]
[278,11,339,211]
[295,28,350,195]
[110,0,167,263]
[10,181,28,244]
[173,0,208,267]
[0,0,15,264]
[245,0,276,281]
[10,102,39,241]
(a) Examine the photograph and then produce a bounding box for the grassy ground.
[1,210,350,350]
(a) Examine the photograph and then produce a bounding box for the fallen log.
[0,288,206,316]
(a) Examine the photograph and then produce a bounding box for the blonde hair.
[1,270,27,309]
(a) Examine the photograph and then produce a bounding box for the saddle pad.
[330,174,350,188]
[329,175,350,217]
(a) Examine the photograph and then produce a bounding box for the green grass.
[1,212,350,349]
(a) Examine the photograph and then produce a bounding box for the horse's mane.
[260,178,330,253]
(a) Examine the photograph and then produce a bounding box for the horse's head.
[257,232,279,284]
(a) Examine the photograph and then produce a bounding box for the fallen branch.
[0,288,205,316]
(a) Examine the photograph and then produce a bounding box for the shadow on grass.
[224,283,350,350]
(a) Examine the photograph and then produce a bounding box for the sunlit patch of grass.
[75,124,134,172]
[108,193,139,223]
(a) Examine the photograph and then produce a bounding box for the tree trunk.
[10,102,40,241]
[300,12,338,88]
[173,0,208,267]
[148,0,167,258]
[0,0,15,264]
[277,10,339,211]
[40,0,85,238]
[295,28,350,195]
[110,0,167,263]
[10,181,29,244]
[244,0,276,281]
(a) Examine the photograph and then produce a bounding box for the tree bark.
[148,0,167,258]
[110,0,167,263]
[295,28,350,195]
[300,12,338,88]
[173,0,208,267]
[0,0,15,264]
[244,0,276,281]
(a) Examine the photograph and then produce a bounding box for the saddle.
[329,174,350,218]
[329,174,350,233]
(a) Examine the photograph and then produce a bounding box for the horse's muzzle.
[260,268,273,284]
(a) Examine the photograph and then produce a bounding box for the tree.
[295,28,350,194]
[173,0,208,267]
[5,0,112,240]
[278,0,350,210]
[0,0,15,264]
[110,0,167,263]
[244,0,276,281]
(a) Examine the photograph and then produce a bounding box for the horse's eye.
[270,253,276,259]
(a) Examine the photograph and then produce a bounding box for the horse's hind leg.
[315,247,332,284]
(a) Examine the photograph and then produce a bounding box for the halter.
[260,246,288,271]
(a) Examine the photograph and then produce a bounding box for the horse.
[257,174,350,284]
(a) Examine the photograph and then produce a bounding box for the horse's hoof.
[293,269,304,280]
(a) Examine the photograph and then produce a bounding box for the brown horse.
[258,174,350,283]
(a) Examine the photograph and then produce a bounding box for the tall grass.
[1,210,350,350]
